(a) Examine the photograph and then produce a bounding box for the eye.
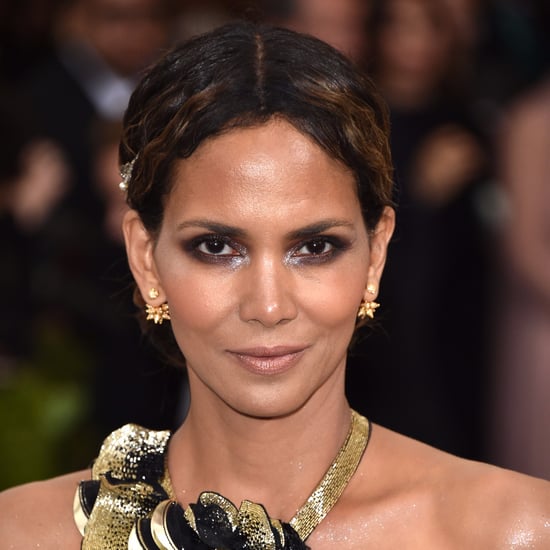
[196,236,239,256]
[295,238,334,256]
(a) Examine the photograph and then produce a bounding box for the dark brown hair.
[120,21,394,361]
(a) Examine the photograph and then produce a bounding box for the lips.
[227,346,307,375]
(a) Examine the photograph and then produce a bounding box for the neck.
[167,386,352,522]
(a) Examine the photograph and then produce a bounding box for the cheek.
[154,248,236,332]
[297,267,367,329]
[166,272,234,331]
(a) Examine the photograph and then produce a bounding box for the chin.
[223,390,312,421]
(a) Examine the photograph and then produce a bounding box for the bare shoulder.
[0,469,90,549]
[443,458,550,548]
[313,424,550,549]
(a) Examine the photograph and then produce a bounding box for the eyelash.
[186,234,349,265]
[187,235,242,263]
[293,238,338,259]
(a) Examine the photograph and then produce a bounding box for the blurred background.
[0,0,548,489]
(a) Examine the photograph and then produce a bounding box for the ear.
[122,209,165,304]
[364,206,395,300]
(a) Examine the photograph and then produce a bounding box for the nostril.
[238,279,298,326]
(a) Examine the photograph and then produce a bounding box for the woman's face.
[125,119,394,419]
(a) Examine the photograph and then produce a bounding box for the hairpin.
[119,156,137,191]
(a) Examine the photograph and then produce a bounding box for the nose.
[238,255,298,327]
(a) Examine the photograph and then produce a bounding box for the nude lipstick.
[227,346,307,375]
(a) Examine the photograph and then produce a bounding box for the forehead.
[165,119,362,225]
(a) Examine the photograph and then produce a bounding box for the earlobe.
[122,210,164,303]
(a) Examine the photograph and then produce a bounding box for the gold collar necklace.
[290,409,370,539]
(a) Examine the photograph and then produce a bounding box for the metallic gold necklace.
[289,409,370,540]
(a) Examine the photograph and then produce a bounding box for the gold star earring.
[145,303,171,324]
[357,283,380,320]
[145,287,171,325]
[357,300,380,320]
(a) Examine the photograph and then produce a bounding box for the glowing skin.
[125,119,394,420]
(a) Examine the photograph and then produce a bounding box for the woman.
[0,22,548,549]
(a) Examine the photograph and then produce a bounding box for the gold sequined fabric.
[75,424,173,549]
[74,411,370,549]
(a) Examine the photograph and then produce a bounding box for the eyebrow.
[176,218,355,239]
[286,220,356,240]
[176,220,247,238]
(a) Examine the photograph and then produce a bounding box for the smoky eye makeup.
[183,234,246,264]
[287,235,352,265]
[180,228,354,266]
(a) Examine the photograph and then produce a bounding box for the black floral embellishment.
[129,492,308,549]
[190,496,248,548]
[189,492,308,549]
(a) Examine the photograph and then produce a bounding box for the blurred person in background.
[0,85,79,490]
[489,0,550,480]
[23,0,176,216]
[345,0,492,460]
[444,0,548,139]
[0,87,69,365]
[12,0,186,454]
[258,0,370,64]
